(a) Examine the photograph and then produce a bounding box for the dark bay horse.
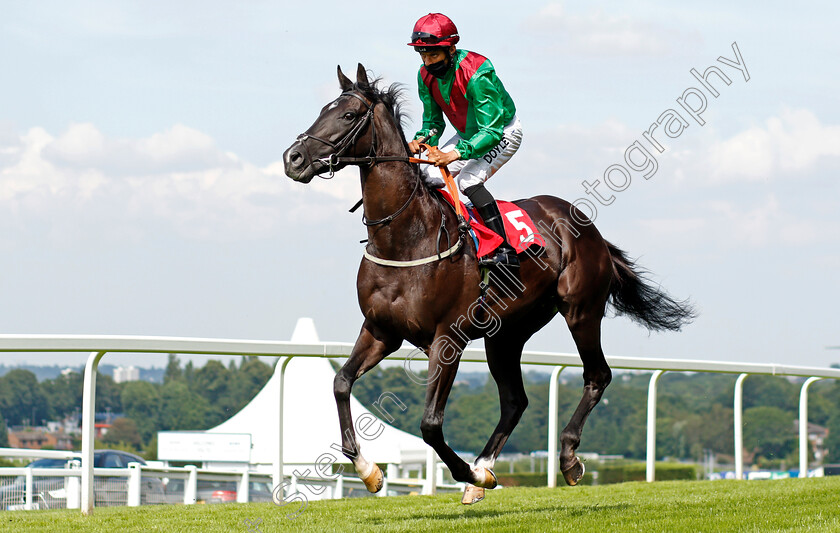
[283,64,694,504]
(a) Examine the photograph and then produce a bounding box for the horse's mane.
[354,77,411,139]
[354,74,422,179]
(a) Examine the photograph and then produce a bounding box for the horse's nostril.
[290,151,303,166]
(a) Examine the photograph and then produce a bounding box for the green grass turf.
[6,477,840,532]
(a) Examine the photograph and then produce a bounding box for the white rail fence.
[1,335,838,515]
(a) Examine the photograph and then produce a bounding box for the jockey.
[407,13,523,270]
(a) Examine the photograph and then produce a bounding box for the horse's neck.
[360,119,440,256]
[361,164,437,246]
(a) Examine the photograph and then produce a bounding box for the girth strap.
[363,236,464,267]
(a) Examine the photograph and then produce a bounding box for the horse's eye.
[343,112,356,120]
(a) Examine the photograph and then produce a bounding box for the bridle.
[293,87,467,266]
[293,88,423,226]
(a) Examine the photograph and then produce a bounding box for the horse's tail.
[606,241,696,332]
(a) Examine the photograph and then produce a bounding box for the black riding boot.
[464,184,520,269]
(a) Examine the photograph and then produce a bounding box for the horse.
[283,64,694,504]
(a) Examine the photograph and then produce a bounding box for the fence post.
[378,473,388,497]
[25,467,33,510]
[734,373,748,480]
[646,370,665,482]
[799,377,823,477]
[274,356,294,490]
[126,463,142,507]
[81,350,107,515]
[547,366,565,488]
[66,474,80,509]
[334,474,343,499]
[423,447,437,495]
[184,465,197,505]
[237,470,250,503]
[290,472,298,495]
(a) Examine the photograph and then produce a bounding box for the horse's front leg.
[418,335,498,491]
[333,320,401,493]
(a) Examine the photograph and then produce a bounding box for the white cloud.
[639,195,832,249]
[0,123,352,242]
[44,123,236,176]
[522,3,697,56]
[708,108,840,181]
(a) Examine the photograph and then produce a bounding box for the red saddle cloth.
[437,190,546,258]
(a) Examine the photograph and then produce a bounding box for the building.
[113,365,139,383]
[8,430,73,450]
[794,420,829,462]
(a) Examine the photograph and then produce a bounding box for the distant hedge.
[599,462,697,484]
[495,471,595,487]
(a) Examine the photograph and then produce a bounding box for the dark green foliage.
[101,417,143,449]
[598,462,697,484]
[164,354,182,384]
[0,356,272,452]
[495,471,594,487]
[0,369,49,426]
[158,381,210,431]
[0,413,8,447]
[743,406,796,461]
[6,355,840,468]
[347,366,840,465]
[42,371,83,420]
[121,381,161,443]
[94,372,123,413]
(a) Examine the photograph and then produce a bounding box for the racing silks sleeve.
[413,70,446,147]
[454,70,510,160]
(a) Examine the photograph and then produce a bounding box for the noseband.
[294,91,378,178]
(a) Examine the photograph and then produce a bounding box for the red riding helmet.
[407,13,460,49]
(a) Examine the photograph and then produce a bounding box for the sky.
[0,1,838,371]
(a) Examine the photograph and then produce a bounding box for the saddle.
[435,189,546,260]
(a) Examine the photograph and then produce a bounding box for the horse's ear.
[337,65,353,92]
[356,63,370,89]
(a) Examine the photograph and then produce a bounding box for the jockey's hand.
[407,139,423,154]
[429,148,460,167]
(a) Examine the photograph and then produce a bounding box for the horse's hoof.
[471,466,497,489]
[361,463,384,493]
[562,457,585,486]
[461,484,485,505]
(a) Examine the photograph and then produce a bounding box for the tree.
[184,361,195,388]
[95,372,123,414]
[741,376,796,411]
[0,413,8,447]
[743,406,796,462]
[194,360,233,425]
[445,385,499,452]
[102,417,142,449]
[42,371,84,420]
[121,381,161,443]
[158,381,210,431]
[0,369,48,426]
[229,357,273,409]
[164,354,182,384]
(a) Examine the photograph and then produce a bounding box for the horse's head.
[284,64,377,183]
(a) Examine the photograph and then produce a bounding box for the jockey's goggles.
[410,31,458,45]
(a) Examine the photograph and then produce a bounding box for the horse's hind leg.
[333,320,401,493]
[462,334,528,504]
[560,313,611,485]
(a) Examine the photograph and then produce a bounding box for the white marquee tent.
[203,318,430,472]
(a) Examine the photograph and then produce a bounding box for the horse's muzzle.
[283,141,318,183]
